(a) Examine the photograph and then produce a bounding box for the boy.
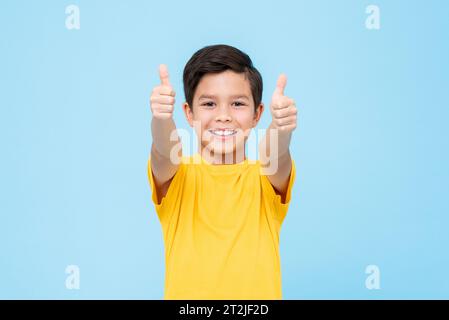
[148,44,297,299]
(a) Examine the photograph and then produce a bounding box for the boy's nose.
[215,106,232,122]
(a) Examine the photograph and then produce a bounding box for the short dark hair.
[183,44,263,111]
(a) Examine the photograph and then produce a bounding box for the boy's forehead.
[195,70,252,98]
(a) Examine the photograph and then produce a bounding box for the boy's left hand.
[270,74,298,133]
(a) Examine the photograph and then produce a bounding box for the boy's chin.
[202,144,244,158]
[208,147,236,156]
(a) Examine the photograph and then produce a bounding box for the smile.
[208,129,237,138]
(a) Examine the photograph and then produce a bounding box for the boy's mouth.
[208,128,237,139]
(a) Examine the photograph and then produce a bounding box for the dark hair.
[183,44,263,111]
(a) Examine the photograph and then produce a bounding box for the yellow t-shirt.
[147,153,296,300]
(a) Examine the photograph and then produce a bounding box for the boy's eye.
[233,101,246,107]
[201,102,215,107]
[200,101,246,108]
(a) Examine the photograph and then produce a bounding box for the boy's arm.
[259,74,297,202]
[150,64,182,202]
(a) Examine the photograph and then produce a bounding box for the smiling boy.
[148,44,298,299]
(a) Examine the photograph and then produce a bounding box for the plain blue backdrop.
[1,0,448,299]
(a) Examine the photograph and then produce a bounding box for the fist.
[270,74,297,132]
[150,64,176,120]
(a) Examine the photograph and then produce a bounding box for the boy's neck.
[199,147,246,165]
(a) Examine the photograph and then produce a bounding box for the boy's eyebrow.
[198,94,250,100]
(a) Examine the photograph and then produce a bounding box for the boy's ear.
[182,102,194,127]
[252,103,264,128]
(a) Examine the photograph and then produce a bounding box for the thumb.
[274,73,287,96]
[159,64,171,86]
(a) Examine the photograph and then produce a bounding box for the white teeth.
[209,129,236,136]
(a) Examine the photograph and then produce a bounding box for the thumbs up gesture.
[150,64,176,120]
[270,74,297,133]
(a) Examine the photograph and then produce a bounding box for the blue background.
[1,0,448,299]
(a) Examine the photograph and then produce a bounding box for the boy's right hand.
[150,64,176,120]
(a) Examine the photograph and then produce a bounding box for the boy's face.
[183,70,264,161]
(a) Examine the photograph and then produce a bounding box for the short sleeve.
[261,158,296,223]
[147,156,186,223]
